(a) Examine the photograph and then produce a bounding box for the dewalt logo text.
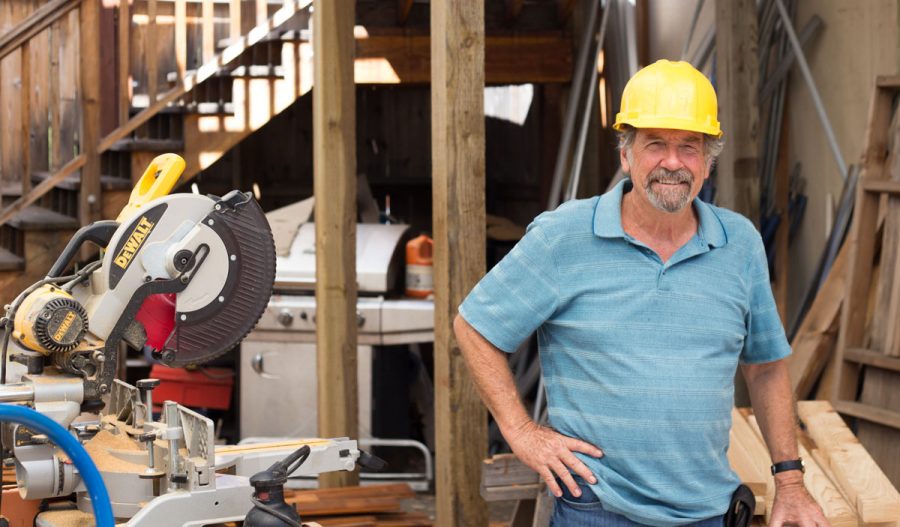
[53,311,77,342]
[114,217,156,270]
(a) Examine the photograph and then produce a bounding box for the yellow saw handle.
[116,153,185,222]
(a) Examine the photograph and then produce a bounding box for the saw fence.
[482,402,900,527]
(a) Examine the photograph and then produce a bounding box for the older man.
[455,60,828,526]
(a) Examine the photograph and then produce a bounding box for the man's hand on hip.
[505,420,603,498]
[769,475,830,527]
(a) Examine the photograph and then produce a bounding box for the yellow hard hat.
[613,59,722,138]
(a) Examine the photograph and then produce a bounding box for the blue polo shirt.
[459,179,791,526]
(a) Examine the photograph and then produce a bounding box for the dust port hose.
[0,404,114,526]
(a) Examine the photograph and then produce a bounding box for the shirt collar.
[592,178,727,248]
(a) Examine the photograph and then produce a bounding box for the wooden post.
[431,1,488,526]
[774,107,790,324]
[714,0,760,222]
[256,0,267,26]
[20,41,30,193]
[175,0,186,79]
[202,0,214,64]
[230,0,242,41]
[117,0,130,126]
[80,1,101,225]
[313,0,358,488]
[147,0,158,103]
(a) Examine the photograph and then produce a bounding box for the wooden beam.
[0,0,78,62]
[353,32,573,85]
[20,41,30,194]
[313,0,358,488]
[50,22,61,170]
[80,1,102,226]
[714,0,760,222]
[147,0,158,103]
[397,0,413,25]
[431,1,488,525]
[118,0,130,126]
[256,0,267,26]
[774,108,790,323]
[787,244,847,399]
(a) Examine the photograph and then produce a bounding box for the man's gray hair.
[616,125,725,167]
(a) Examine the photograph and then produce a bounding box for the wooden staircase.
[0,0,314,302]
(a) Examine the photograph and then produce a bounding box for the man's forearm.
[742,360,802,484]
[453,315,531,434]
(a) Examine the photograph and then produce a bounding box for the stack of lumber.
[482,403,900,527]
[287,483,430,526]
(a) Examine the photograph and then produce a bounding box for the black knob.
[137,378,161,391]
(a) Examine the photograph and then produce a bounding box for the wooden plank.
[730,409,772,515]
[798,401,900,523]
[877,75,900,88]
[174,0,186,80]
[787,244,847,399]
[432,0,488,525]
[20,40,30,194]
[80,1,102,226]
[844,347,900,372]
[118,0,130,126]
[202,0,214,64]
[858,369,900,491]
[147,0,158,103]
[870,107,900,355]
[0,0,78,62]
[835,400,900,430]
[353,32,573,85]
[746,414,857,526]
[861,177,900,195]
[313,0,358,489]
[714,0,759,221]
[833,83,896,403]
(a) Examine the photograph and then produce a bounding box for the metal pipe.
[0,383,35,403]
[547,0,603,210]
[689,26,715,69]
[773,0,847,179]
[567,4,612,201]
[681,0,706,60]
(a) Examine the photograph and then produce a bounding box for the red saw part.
[135,293,177,350]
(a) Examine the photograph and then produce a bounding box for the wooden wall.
[0,0,82,191]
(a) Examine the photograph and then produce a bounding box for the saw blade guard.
[161,190,276,367]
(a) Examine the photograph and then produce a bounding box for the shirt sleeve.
[741,235,792,364]
[458,219,560,353]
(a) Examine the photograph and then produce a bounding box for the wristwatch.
[770,458,805,475]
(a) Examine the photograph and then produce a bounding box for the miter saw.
[0,154,371,526]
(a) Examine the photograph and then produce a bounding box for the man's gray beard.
[644,168,694,213]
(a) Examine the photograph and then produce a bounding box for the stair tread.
[31,172,134,192]
[166,65,285,84]
[8,206,78,231]
[0,246,24,272]
[108,138,185,153]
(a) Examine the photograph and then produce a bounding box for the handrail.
[97,0,313,154]
[0,0,81,62]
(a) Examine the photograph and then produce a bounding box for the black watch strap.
[770,458,805,475]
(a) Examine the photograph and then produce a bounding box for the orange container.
[405,235,433,298]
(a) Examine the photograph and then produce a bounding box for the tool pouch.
[723,484,755,527]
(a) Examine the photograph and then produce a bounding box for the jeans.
[550,477,726,527]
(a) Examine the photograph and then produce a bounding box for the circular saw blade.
[162,191,275,367]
